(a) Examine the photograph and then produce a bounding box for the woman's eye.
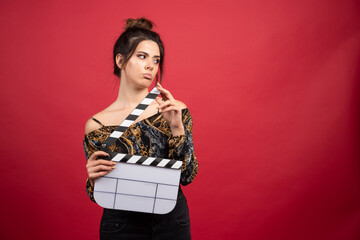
[137,54,159,64]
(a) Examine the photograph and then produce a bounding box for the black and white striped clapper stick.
[110,153,183,169]
[99,86,182,170]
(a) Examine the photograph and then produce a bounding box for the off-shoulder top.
[82,108,199,203]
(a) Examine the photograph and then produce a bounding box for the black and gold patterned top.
[83,108,199,203]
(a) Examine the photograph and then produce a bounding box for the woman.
[83,17,198,239]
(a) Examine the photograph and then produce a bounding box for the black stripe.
[137,156,148,164]
[126,114,138,121]
[150,158,163,167]
[119,154,132,162]
[109,152,117,160]
[115,126,128,133]
[164,159,177,168]
[147,93,158,99]
[136,104,148,110]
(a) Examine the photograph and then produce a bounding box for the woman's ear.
[116,54,123,69]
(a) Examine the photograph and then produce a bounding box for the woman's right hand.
[86,151,117,186]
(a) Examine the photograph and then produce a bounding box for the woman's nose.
[146,61,154,70]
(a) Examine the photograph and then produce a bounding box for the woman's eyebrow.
[136,51,160,58]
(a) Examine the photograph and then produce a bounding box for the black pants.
[100,187,191,240]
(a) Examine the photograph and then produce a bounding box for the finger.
[157,100,175,109]
[89,170,112,179]
[155,97,163,107]
[89,151,110,161]
[87,165,115,176]
[86,160,116,170]
[88,159,117,167]
[91,164,116,173]
[156,83,175,101]
[160,103,179,112]
[160,106,181,113]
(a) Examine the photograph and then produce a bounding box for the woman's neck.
[114,81,149,109]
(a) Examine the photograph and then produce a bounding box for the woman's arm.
[83,127,116,203]
[83,136,97,202]
[168,108,199,185]
[155,83,199,185]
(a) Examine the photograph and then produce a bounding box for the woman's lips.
[143,73,152,80]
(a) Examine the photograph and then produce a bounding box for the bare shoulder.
[84,110,108,135]
[176,100,187,109]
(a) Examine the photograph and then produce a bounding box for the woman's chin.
[133,81,153,90]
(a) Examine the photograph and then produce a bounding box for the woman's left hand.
[155,83,185,136]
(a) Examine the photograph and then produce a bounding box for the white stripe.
[127,155,142,164]
[157,159,170,167]
[121,120,133,127]
[112,153,127,162]
[109,131,123,138]
[131,109,144,116]
[142,157,156,165]
[141,98,153,105]
[171,161,183,169]
[150,88,161,94]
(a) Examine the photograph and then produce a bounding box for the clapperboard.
[94,87,182,214]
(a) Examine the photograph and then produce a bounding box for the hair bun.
[125,17,154,31]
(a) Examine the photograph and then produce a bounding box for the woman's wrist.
[170,125,185,136]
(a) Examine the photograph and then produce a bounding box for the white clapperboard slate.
[94,87,182,214]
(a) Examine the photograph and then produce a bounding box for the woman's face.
[120,40,160,88]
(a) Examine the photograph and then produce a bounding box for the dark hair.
[113,17,165,83]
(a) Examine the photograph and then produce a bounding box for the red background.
[1,0,359,239]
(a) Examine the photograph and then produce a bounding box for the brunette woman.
[83,17,198,240]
